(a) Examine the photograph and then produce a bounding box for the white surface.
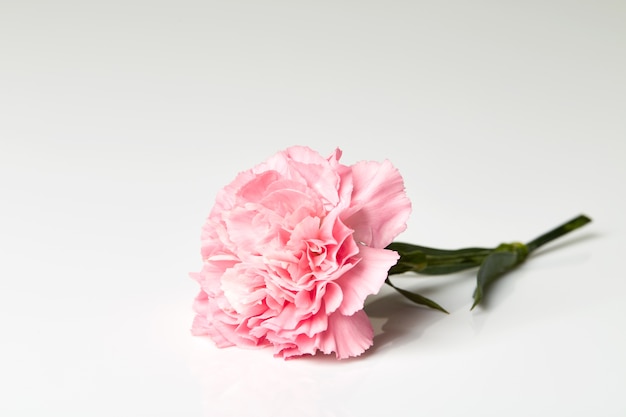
[1,1,625,416]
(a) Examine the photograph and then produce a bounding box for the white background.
[1,1,624,416]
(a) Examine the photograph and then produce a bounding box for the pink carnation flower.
[191,146,411,359]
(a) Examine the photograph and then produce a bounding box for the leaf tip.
[471,290,482,311]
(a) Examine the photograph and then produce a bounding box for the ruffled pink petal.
[191,314,211,336]
[343,160,411,248]
[317,310,374,359]
[323,282,343,314]
[209,306,266,349]
[261,187,322,220]
[334,245,399,316]
[262,303,301,333]
[192,290,210,315]
[319,207,359,267]
[192,311,237,349]
[274,333,319,359]
[211,169,256,215]
[257,145,328,178]
[195,260,233,296]
[288,160,340,208]
[207,323,243,348]
[284,145,333,166]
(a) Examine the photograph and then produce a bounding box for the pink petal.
[324,282,343,314]
[288,160,340,208]
[334,245,399,316]
[317,310,374,359]
[191,314,211,336]
[284,145,333,166]
[343,160,411,248]
[192,290,209,315]
[192,313,239,349]
[211,311,266,349]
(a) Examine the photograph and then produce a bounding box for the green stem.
[385,214,592,312]
[526,214,592,253]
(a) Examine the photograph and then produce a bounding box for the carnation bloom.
[191,146,411,359]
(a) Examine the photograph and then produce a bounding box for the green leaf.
[385,278,449,314]
[387,242,491,257]
[471,243,528,310]
[386,250,428,275]
[387,242,492,276]
[417,262,487,276]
